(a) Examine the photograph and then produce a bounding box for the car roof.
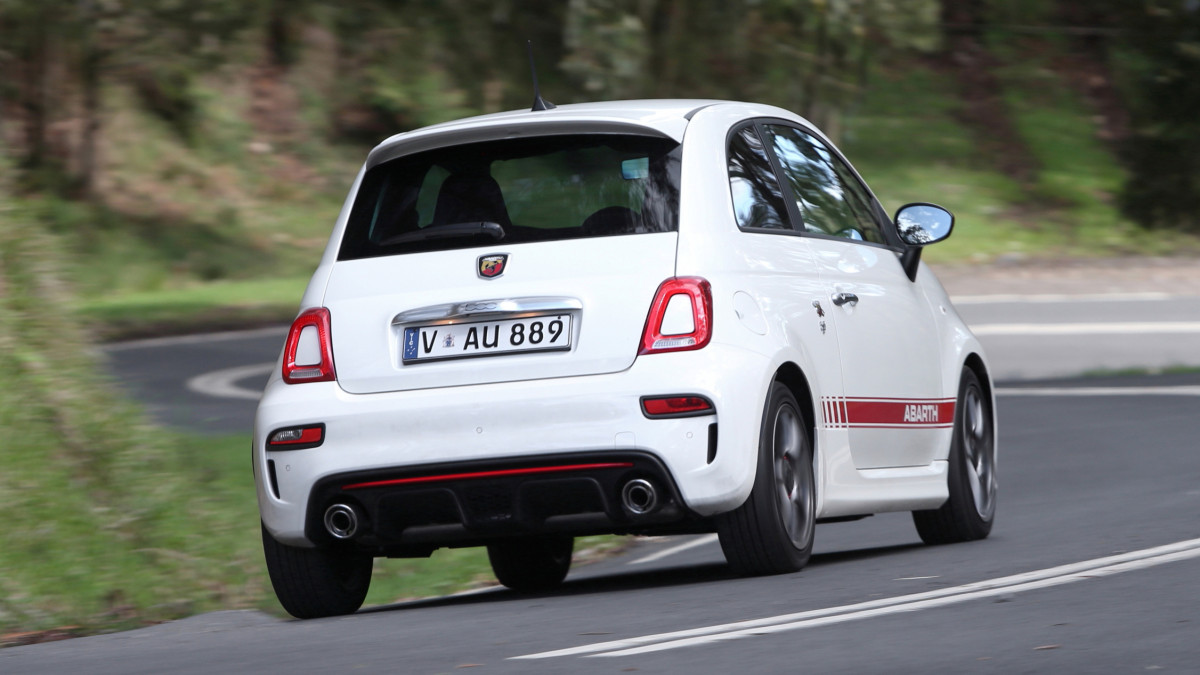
[363,99,808,167]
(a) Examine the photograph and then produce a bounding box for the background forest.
[3,0,1200,324]
[1,0,1199,641]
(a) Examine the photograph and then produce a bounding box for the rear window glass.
[338,134,682,260]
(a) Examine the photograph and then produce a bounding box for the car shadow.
[358,540,926,616]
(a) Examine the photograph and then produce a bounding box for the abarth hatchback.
[254,99,997,619]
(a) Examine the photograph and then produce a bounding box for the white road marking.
[999,386,1200,397]
[629,534,720,565]
[971,321,1200,336]
[513,537,1200,660]
[183,360,1200,403]
[185,363,273,400]
[103,326,288,352]
[952,292,1175,305]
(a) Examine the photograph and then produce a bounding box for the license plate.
[402,314,572,363]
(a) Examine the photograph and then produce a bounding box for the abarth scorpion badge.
[478,253,508,279]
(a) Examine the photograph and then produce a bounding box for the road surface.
[6,289,1197,672]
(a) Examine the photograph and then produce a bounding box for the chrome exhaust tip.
[324,503,359,539]
[621,478,659,515]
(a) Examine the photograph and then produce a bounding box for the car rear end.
[254,104,765,555]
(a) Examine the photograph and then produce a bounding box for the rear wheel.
[717,382,815,576]
[487,535,574,592]
[912,367,997,544]
[261,523,372,619]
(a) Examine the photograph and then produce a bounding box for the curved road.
[4,293,1198,672]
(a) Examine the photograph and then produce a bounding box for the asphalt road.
[5,291,1198,673]
[4,377,1198,673]
[100,293,1200,434]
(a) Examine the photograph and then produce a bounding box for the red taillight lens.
[282,308,336,384]
[641,395,715,418]
[639,277,713,355]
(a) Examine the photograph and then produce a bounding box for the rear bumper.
[302,451,697,555]
[255,345,773,547]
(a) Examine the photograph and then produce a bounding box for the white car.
[254,99,997,619]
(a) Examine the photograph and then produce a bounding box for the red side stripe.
[843,399,955,427]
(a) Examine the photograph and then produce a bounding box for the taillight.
[639,277,712,355]
[282,308,336,384]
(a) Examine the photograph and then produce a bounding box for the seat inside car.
[432,172,513,228]
[582,205,641,236]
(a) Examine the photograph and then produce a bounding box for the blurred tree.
[748,0,940,137]
[936,0,1040,182]
[561,0,649,99]
[0,0,250,195]
[1111,0,1200,231]
[0,0,944,190]
[557,0,939,140]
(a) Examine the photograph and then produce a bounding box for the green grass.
[844,59,1200,265]
[34,48,1195,341]
[77,276,309,340]
[0,204,620,634]
[1079,365,1200,379]
[0,204,265,638]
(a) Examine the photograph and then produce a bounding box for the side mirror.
[894,203,954,282]
[894,203,954,246]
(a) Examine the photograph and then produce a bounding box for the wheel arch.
[962,351,998,464]
[774,361,816,447]
[962,351,993,405]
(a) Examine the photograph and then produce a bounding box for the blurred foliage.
[1108,0,1200,232]
[0,0,941,188]
[1,0,1199,235]
[0,190,266,636]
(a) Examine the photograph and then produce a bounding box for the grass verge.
[2,199,630,642]
[0,200,264,640]
[77,276,309,341]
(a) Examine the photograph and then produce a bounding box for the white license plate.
[402,314,572,363]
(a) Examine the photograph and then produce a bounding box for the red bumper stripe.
[341,462,635,491]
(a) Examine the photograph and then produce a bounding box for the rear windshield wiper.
[379,221,505,247]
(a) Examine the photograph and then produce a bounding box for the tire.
[913,367,997,544]
[261,523,372,619]
[717,382,815,576]
[487,535,574,592]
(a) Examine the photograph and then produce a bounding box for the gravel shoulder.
[930,256,1200,297]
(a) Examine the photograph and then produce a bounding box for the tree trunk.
[78,52,101,199]
[20,13,51,171]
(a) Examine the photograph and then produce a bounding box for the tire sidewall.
[950,368,995,532]
[754,383,815,561]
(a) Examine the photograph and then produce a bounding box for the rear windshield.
[338,133,682,260]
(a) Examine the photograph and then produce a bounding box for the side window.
[762,125,886,245]
[727,126,792,231]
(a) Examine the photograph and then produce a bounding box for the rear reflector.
[639,277,712,355]
[283,308,335,384]
[641,395,715,418]
[267,424,326,450]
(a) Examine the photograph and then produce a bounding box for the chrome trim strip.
[392,297,583,325]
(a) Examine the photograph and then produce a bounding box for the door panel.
[757,122,946,468]
[808,240,947,468]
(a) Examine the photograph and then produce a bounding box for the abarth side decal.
[821,397,955,429]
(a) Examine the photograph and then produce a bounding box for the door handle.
[831,292,859,307]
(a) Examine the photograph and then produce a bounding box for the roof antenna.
[527,40,556,112]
